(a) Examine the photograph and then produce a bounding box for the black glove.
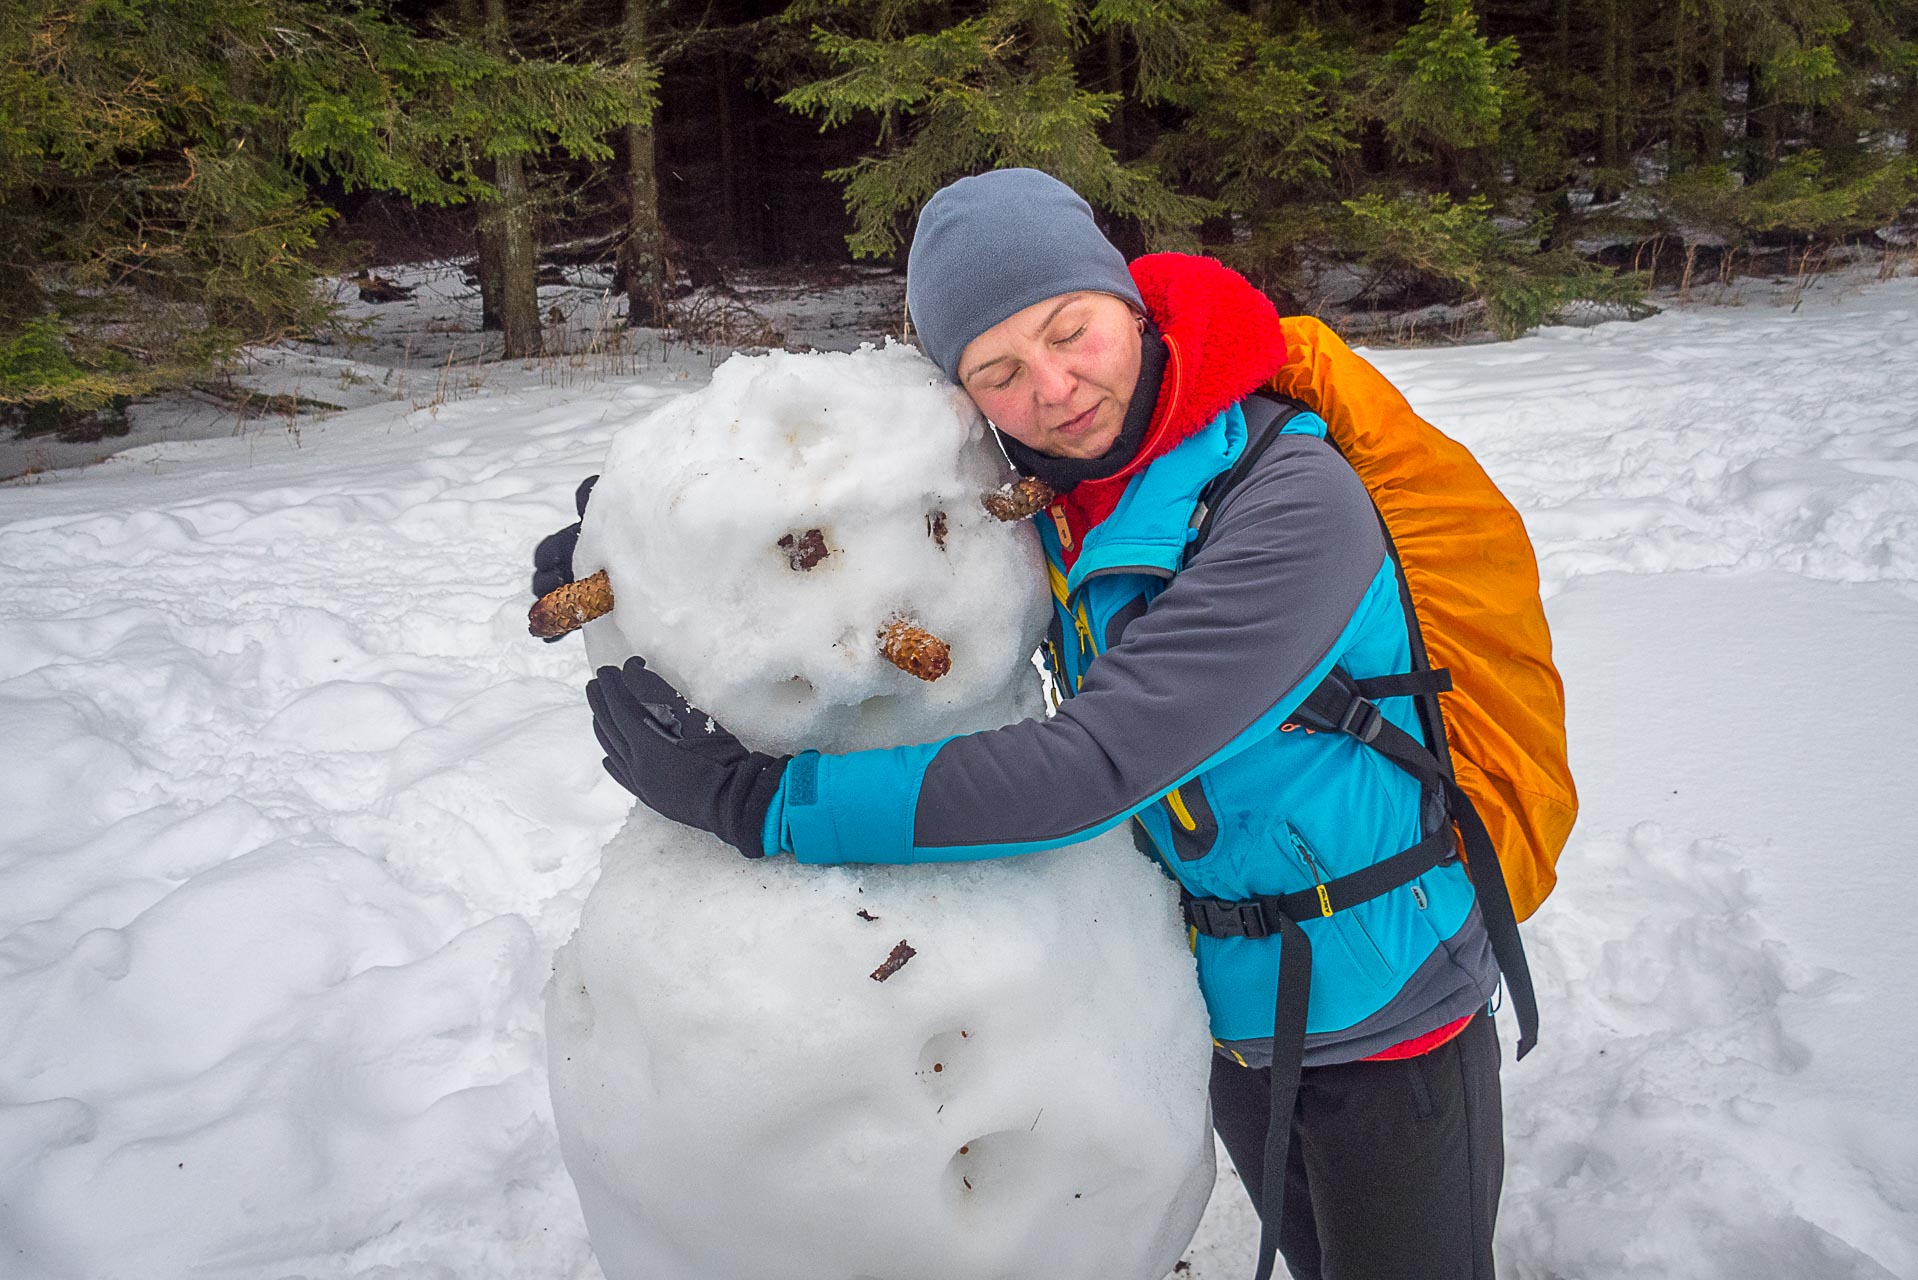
[531,473,600,604]
[586,656,790,858]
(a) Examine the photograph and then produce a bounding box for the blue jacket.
[762,401,1498,1066]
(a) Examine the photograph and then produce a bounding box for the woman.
[560,168,1513,1280]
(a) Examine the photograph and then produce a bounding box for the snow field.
[1390,282,1918,589]
[1,271,1914,1278]
[1498,573,1918,1280]
[1,388,649,1277]
[1391,278,1918,1280]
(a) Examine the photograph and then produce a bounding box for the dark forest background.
[5,0,1915,423]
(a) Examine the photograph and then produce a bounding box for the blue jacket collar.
[1038,398,1332,594]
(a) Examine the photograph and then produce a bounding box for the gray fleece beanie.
[906,168,1143,384]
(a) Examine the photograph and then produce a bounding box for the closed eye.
[1054,324,1087,346]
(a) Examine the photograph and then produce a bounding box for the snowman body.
[546,344,1215,1280]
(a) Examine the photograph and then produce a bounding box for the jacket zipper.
[1283,821,1336,919]
[1282,822,1396,979]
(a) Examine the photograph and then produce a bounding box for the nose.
[1027,351,1077,405]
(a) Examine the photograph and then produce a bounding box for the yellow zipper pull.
[1166,787,1199,832]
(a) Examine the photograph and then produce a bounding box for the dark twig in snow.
[869,939,916,982]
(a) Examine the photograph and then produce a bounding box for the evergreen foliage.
[1341,193,1641,338]
[5,0,1917,428]
[778,1,1210,257]
[775,0,1915,337]
[1662,150,1917,246]
[1160,22,1357,206]
[0,0,647,413]
[1377,0,1521,164]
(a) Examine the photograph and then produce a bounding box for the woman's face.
[955,292,1143,460]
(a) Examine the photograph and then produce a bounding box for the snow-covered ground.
[2,268,1915,1279]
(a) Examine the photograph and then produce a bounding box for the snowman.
[540,343,1214,1280]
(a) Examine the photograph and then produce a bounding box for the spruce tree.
[1376,0,1522,194]
[777,0,1211,259]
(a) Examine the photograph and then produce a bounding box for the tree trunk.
[494,151,543,358]
[1744,62,1778,181]
[1441,142,1473,200]
[1703,9,1726,166]
[477,222,506,333]
[485,0,542,358]
[1907,70,1918,158]
[458,0,504,331]
[1100,20,1148,257]
[1621,1,1637,163]
[1668,1,1688,173]
[620,0,668,328]
[1812,104,1857,168]
[714,54,738,260]
[1597,0,1620,197]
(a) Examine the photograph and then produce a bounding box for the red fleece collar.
[1053,254,1290,562]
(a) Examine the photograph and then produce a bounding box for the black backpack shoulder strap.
[1184,391,1308,565]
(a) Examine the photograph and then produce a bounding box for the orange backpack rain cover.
[1271,316,1576,920]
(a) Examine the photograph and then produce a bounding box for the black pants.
[1209,1012,1504,1280]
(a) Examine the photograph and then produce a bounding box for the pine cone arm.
[528,570,615,638]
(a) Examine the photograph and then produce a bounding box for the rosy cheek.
[967,388,1022,434]
[1076,333,1117,369]
[970,386,1012,419]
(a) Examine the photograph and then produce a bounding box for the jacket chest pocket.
[1161,777,1222,862]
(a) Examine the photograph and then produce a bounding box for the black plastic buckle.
[1336,696,1383,744]
[1187,897,1273,940]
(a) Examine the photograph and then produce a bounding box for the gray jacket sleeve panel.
[913,433,1389,848]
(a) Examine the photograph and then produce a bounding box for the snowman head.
[575,342,1052,756]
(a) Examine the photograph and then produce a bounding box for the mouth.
[1052,405,1100,437]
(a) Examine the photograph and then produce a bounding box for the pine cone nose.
[878,617,951,681]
